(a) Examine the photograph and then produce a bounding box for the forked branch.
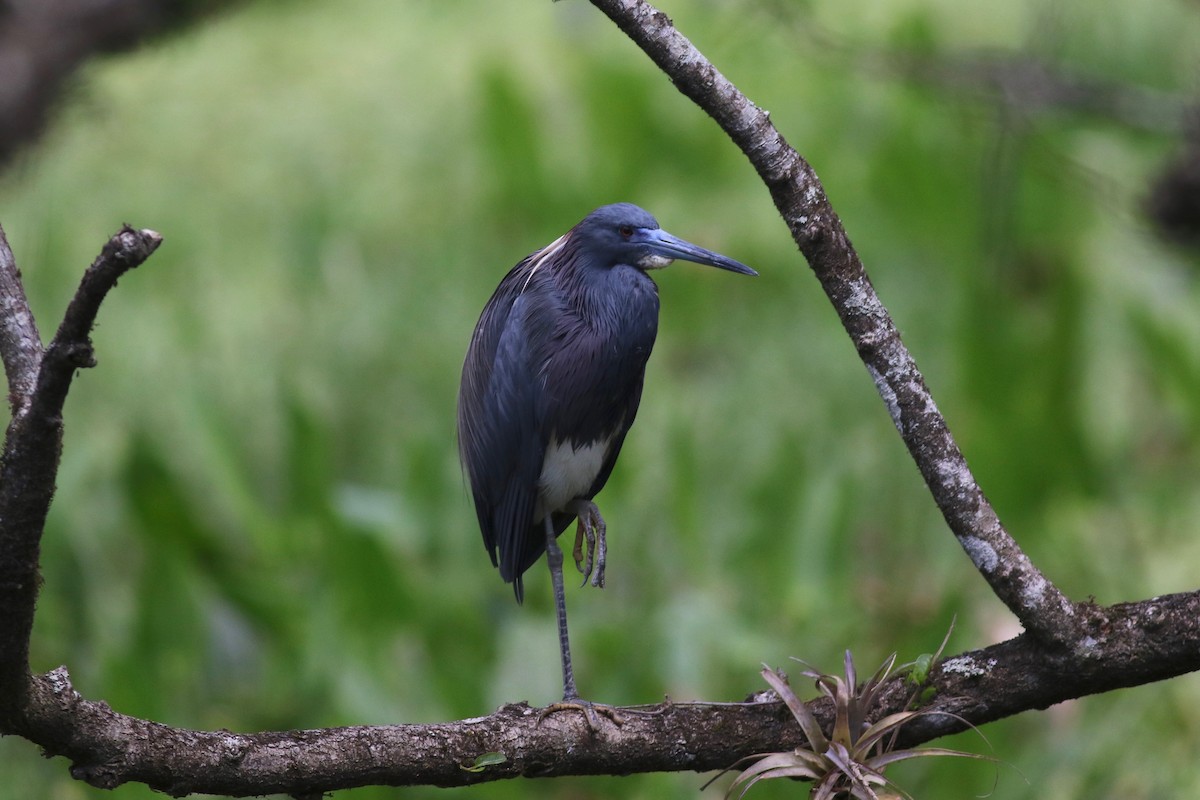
[0,225,160,713]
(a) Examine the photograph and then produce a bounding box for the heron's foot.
[569,499,606,589]
[536,697,623,730]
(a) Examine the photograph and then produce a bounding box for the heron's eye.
[618,225,633,238]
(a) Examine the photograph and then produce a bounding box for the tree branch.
[0,225,160,718]
[587,0,1079,645]
[901,53,1192,135]
[0,0,251,168]
[2,589,1195,795]
[772,16,1194,136]
[0,223,41,412]
[32,226,163,422]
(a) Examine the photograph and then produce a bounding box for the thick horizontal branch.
[894,589,1200,744]
[588,0,1078,644]
[6,589,1196,796]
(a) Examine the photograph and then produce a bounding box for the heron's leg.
[538,513,622,730]
[568,499,606,589]
[543,512,579,701]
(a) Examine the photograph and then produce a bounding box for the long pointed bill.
[643,229,758,276]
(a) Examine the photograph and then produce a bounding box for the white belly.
[536,435,612,519]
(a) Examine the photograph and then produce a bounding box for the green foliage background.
[2,0,1199,797]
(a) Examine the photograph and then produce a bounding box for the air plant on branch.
[713,646,990,799]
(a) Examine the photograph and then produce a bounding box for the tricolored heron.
[458,203,756,721]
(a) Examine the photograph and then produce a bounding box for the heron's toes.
[573,519,595,583]
[589,510,607,588]
[591,525,606,589]
[567,499,607,589]
[537,698,624,731]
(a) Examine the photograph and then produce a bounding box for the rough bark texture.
[588,0,1078,643]
[0,223,41,409]
[0,226,160,717]
[0,589,1195,795]
[0,1,1196,796]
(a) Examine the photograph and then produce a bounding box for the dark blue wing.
[458,258,554,602]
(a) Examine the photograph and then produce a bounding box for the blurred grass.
[2,0,1200,797]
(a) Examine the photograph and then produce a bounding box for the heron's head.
[571,203,757,276]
